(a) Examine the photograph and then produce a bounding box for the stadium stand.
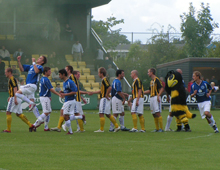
[91,82,99,89]
[0,35,6,40]
[78,61,86,68]
[82,68,90,75]
[7,35,14,40]
[32,54,39,59]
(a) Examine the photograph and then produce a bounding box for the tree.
[92,16,130,50]
[180,2,218,57]
[147,34,183,67]
[206,42,220,58]
[116,43,151,89]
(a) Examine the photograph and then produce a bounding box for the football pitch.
[0,109,219,170]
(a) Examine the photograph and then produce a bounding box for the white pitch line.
[184,133,214,140]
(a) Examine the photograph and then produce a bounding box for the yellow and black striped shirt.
[8,76,18,97]
[69,74,81,102]
[132,78,144,99]
[100,77,110,99]
[149,77,162,97]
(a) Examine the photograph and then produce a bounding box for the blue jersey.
[23,64,43,85]
[190,81,212,103]
[39,77,53,97]
[63,79,78,102]
[111,79,122,100]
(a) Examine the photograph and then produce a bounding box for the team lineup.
[3,55,219,134]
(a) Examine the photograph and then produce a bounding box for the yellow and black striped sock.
[57,116,64,129]
[18,114,32,127]
[154,117,159,130]
[109,115,119,128]
[6,114,12,131]
[139,115,145,130]
[100,117,105,131]
[132,114,138,129]
[158,116,163,130]
[78,119,84,131]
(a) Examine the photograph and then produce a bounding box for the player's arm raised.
[17,56,24,72]
[32,58,41,73]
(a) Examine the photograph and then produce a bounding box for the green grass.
[0,109,220,170]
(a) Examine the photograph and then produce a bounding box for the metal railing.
[91,28,131,90]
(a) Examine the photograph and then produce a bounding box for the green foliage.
[180,2,218,57]
[206,41,220,58]
[147,34,180,68]
[116,38,187,89]
[92,16,130,50]
[116,43,151,89]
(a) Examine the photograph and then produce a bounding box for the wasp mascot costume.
[165,70,196,132]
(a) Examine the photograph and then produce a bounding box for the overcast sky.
[92,0,220,43]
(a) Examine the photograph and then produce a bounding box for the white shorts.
[40,97,52,113]
[74,101,84,115]
[150,96,162,114]
[99,98,111,114]
[62,100,76,115]
[20,84,37,99]
[131,98,144,114]
[198,101,211,119]
[112,96,123,114]
[6,97,22,114]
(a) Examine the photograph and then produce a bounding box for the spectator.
[52,67,61,82]
[94,47,104,71]
[0,45,10,61]
[107,64,116,85]
[103,56,113,70]
[65,24,73,41]
[205,78,210,83]
[55,83,61,92]
[47,52,57,68]
[78,80,86,91]
[52,18,60,40]
[41,21,49,40]
[11,65,20,80]
[210,82,218,109]
[159,77,165,88]
[22,58,31,77]
[72,40,84,61]
[187,79,194,93]
[210,76,218,86]
[13,48,25,61]
[0,57,5,74]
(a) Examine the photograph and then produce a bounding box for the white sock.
[70,115,76,121]
[109,116,116,130]
[33,106,40,118]
[209,115,215,125]
[34,113,46,127]
[44,114,50,129]
[75,115,82,119]
[16,93,33,104]
[119,115,124,129]
[76,120,80,130]
[165,115,173,130]
[65,120,72,133]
